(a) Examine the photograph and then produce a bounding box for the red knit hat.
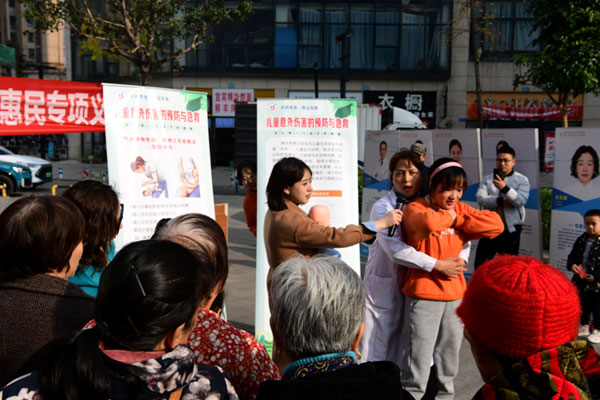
[456,255,580,360]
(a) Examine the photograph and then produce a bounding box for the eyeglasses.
[118,203,124,226]
[496,158,514,164]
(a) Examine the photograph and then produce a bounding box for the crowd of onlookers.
[0,147,599,399]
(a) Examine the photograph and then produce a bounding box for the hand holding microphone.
[388,191,407,237]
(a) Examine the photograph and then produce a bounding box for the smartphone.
[493,168,502,179]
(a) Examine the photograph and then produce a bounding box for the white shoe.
[579,324,590,337]
[588,329,600,344]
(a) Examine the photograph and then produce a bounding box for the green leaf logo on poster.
[329,99,357,118]
[182,92,207,112]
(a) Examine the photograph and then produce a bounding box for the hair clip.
[130,264,147,297]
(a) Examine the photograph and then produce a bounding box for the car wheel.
[0,174,14,196]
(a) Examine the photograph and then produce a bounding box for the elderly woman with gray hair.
[256,256,411,400]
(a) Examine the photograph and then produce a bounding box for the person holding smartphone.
[474,145,530,268]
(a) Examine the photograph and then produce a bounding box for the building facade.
[68,0,600,163]
[0,0,68,79]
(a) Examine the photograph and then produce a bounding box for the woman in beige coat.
[264,157,402,281]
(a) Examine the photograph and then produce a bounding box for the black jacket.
[256,361,413,400]
[566,232,600,296]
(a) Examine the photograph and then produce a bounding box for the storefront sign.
[467,92,583,121]
[363,90,436,128]
[212,89,254,117]
[0,77,104,134]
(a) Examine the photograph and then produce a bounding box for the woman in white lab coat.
[359,150,470,365]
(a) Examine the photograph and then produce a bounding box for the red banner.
[0,77,105,135]
[470,103,583,121]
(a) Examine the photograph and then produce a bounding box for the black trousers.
[580,292,600,326]
[474,226,522,269]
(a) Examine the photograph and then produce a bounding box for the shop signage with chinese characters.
[363,91,436,128]
[0,77,104,135]
[466,92,583,121]
[212,89,254,117]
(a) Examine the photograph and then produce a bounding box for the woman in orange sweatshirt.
[399,158,503,400]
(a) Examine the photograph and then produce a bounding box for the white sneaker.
[588,329,600,344]
[579,324,590,337]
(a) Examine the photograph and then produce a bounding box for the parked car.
[0,161,33,195]
[0,145,52,185]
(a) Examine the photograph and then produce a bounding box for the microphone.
[388,190,407,237]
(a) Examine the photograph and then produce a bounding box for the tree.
[513,0,600,127]
[24,0,253,85]
[451,0,502,129]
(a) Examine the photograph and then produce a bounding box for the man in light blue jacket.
[474,145,530,268]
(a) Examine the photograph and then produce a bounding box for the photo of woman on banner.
[177,157,200,198]
[565,145,600,201]
[449,139,462,164]
[131,156,169,198]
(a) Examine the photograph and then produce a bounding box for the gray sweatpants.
[400,296,463,400]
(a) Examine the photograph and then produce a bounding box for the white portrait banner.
[432,129,481,276]
[360,130,433,255]
[480,129,542,260]
[550,128,600,275]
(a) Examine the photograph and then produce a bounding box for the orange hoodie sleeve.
[403,199,455,244]
[454,202,504,241]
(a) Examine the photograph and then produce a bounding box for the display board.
[550,128,600,274]
[481,129,542,260]
[432,129,481,274]
[256,98,360,353]
[103,83,214,248]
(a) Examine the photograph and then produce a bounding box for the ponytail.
[38,325,142,400]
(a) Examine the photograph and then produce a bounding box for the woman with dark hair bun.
[63,179,122,297]
[0,240,238,400]
[566,145,600,201]
[0,195,92,386]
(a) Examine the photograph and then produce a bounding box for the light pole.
[336,30,351,99]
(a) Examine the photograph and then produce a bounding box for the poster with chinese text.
[103,83,214,248]
[550,128,600,274]
[255,99,359,353]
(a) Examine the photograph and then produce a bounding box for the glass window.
[475,0,539,61]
